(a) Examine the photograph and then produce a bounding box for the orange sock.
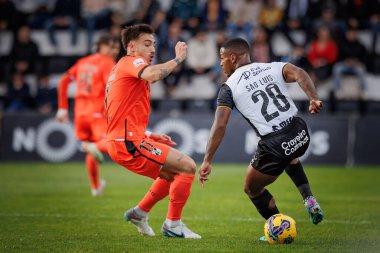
[85,154,99,189]
[138,177,171,212]
[95,139,108,154]
[167,174,195,221]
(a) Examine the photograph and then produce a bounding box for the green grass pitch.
[0,162,379,253]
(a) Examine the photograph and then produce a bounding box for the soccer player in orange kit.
[56,35,120,197]
[105,24,201,238]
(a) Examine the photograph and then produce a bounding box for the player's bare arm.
[198,106,232,187]
[282,63,323,114]
[140,42,187,83]
[56,72,73,123]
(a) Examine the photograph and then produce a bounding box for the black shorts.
[250,117,310,176]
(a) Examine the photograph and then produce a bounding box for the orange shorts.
[74,114,107,142]
[107,138,170,179]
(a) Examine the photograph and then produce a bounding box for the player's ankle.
[164,218,182,228]
[133,206,148,219]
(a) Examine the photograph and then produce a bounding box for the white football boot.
[124,208,155,236]
[161,222,201,239]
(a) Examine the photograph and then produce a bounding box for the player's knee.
[184,158,196,175]
[244,182,262,198]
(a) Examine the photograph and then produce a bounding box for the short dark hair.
[222,38,250,54]
[96,34,120,52]
[121,24,155,52]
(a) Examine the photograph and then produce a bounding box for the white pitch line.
[0,213,370,225]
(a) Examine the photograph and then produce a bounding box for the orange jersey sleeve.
[105,55,151,141]
[57,63,78,109]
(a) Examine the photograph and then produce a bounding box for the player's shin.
[138,177,171,213]
[167,174,194,221]
[86,155,99,190]
[249,189,280,220]
[285,162,312,199]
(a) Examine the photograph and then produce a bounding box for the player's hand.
[150,133,177,146]
[198,162,212,188]
[56,108,69,123]
[174,41,187,63]
[309,99,323,114]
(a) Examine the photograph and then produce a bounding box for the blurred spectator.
[150,9,169,45]
[186,29,217,82]
[227,0,262,42]
[158,20,185,97]
[345,0,380,54]
[126,0,168,44]
[209,29,228,84]
[281,0,311,47]
[0,0,18,31]
[109,0,139,26]
[201,0,226,31]
[311,0,347,42]
[82,0,111,53]
[307,26,338,85]
[35,74,57,114]
[11,0,47,27]
[28,1,55,29]
[109,24,125,60]
[281,45,310,70]
[168,0,200,33]
[259,0,283,40]
[209,29,228,111]
[5,72,33,112]
[131,0,160,24]
[44,0,80,48]
[8,25,41,75]
[333,28,368,93]
[251,26,275,63]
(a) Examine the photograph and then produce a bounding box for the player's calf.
[247,188,280,220]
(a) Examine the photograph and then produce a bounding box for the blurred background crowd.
[1,0,380,115]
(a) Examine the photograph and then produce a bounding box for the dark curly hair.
[121,24,155,53]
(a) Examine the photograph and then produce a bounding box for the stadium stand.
[1,0,380,114]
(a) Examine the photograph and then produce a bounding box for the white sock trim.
[165,218,182,228]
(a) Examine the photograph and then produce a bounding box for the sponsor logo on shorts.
[152,147,162,156]
[140,140,162,156]
[281,130,309,156]
[133,58,145,68]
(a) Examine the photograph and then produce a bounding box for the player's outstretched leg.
[285,160,323,224]
[244,166,280,220]
[124,178,171,236]
[85,155,106,196]
[159,149,201,239]
[244,165,279,241]
[161,174,201,239]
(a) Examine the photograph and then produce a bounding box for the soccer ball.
[264,213,297,244]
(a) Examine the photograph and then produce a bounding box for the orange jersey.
[58,53,115,117]
[105,55,150,141]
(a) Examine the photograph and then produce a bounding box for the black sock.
[285,162,312,199]
[250,189,279,220]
